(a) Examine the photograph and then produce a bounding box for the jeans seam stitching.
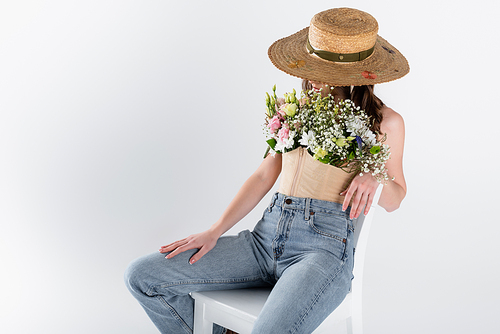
[156,295,193,334]
[290,260,348,333]
[150,276,264,291]
[308,218,346,242]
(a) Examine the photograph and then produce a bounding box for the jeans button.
[285,199,292,204]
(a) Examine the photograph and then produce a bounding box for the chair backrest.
[351,184,382,280]
[349,184,382,334]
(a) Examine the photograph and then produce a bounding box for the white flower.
[299,130,315,147]
[345,116,365,134]
[274,140,286,152]
[285,131,296,149]
[359,128,377,146]
[274,130,296,152]
[345,115,378,146]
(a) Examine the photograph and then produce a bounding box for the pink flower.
[278,104,286,116]
[268,115,281,132]
[278,125,289,142]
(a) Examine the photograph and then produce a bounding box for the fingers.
[164,244,193,259]
[188,246,211,265]
[350,187,367,219]
[364,193,374,216]
[158,237,196,259]
[164,240,214,264]
[341,173,379,219]
[159,230,218,264]
[341,183,363,217]
[341,185,354,212]
[159,238,188,253]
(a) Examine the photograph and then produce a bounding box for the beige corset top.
[278,147,355,204]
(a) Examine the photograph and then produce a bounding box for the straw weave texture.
[268,8,409,86]
[310,8,378,53]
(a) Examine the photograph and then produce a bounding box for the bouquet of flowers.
[263,85,391,183]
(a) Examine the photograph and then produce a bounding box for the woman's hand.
[340,173,379,219]
[159,229,220,265]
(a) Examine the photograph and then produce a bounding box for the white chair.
[192,187,382,334]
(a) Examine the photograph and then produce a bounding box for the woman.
[125,7,408,334]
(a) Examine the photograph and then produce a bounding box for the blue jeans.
[125,193,355,334]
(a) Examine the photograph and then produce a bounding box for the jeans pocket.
[308,211,348,260]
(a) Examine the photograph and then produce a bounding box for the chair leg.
[346,316,353,334]
[193,302,213,334]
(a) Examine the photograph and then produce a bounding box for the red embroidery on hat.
[288,60,306,69]
[362,71,377,79]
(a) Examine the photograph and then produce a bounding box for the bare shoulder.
[380,105,405,137]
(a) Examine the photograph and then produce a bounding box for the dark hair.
[350,85,384,134]
[302,80,313,92]
[301,80,384,134]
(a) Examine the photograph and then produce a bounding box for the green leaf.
[263,146,270,159]
[370,146,381,154]
[318,156,330,164]
[266,138,277,150]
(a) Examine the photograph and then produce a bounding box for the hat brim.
[268,27,409,86]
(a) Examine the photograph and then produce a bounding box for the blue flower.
[355,136,363,149]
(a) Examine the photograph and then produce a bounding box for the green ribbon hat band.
[306,38,375,63]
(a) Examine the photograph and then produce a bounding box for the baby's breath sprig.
[263,86,391,183]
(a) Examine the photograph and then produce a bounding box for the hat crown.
[309,8,378,54]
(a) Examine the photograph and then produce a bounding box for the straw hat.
[268,8,409,86]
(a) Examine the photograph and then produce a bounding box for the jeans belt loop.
[304,198,311,221]
[268,192,278,212]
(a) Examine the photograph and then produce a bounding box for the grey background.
[1,0,498,333]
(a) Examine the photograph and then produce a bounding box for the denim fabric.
[125,193,355,334]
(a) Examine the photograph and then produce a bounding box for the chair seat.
[192,288,271,334]
[192,288,353,334]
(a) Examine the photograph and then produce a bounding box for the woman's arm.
[209,153,283,236]
[159,153,282,264]
[377,107,407,211]
[341,106,406,218]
